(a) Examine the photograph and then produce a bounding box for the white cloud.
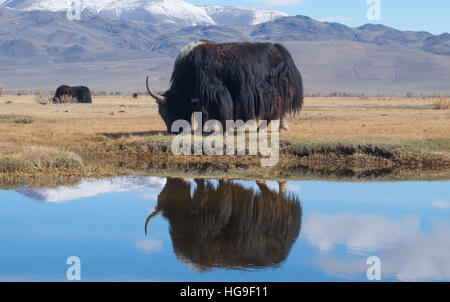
[303,213,419,252]
[432,200,450,209]
[135,239,163,254]
[303,213,450,281]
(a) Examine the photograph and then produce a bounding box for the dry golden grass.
[284,97,450,142]
[34,91,52,105]
[53,95,79,104]
[1,95,449,143]
[0,95,165,147]
[0,94,449,180]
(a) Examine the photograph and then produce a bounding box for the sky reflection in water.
[0,176,449,281]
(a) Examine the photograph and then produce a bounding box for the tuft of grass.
[34,92,52,105]
[0,156,29,173]
[0,143,83,174]
[53,95,78,104]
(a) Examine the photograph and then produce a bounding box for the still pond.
[0,176,449,281]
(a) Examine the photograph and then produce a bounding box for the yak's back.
[54,85,92,104]
[172,41,303,121]
[71,86,92,104]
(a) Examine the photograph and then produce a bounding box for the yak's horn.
[145,209,163,235]
[146,76,166,104]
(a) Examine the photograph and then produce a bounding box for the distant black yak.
[145,178,302,270]
[52,85,92,103]
[146,41,303,133]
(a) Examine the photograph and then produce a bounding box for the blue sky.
[188,0,449,35]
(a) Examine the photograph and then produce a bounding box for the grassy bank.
[0,95,449,184]
[72,135,450,180]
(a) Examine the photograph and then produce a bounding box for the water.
[0,176,449,281]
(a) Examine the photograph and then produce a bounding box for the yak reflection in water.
[145,178,302,271]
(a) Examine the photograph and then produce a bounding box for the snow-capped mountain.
[202,5,288,26]
[0,0,287,26]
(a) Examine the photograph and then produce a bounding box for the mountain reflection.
[17,176,166,202]
[146,178,302,271]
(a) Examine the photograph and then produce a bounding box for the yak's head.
[146,76,192,133]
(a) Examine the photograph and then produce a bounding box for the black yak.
[146,41,303,133]
[52,85,92,103]
[145,178,302,271]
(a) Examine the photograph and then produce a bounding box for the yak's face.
[146,77,193,133]
[157,101,174,132]
[158,92,194,134]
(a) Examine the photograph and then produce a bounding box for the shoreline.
[1,137,449,186]
[1,95,449,185]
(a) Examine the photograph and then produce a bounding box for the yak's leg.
[194,178,205,188]
[278,181,287,196]
[256,180,269,192]
[279,113,289,132]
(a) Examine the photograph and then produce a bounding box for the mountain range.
[0,0,449,94]
[0,0,287,26]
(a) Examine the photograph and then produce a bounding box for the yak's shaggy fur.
[53,85,92,104]
[156,41,303,132]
